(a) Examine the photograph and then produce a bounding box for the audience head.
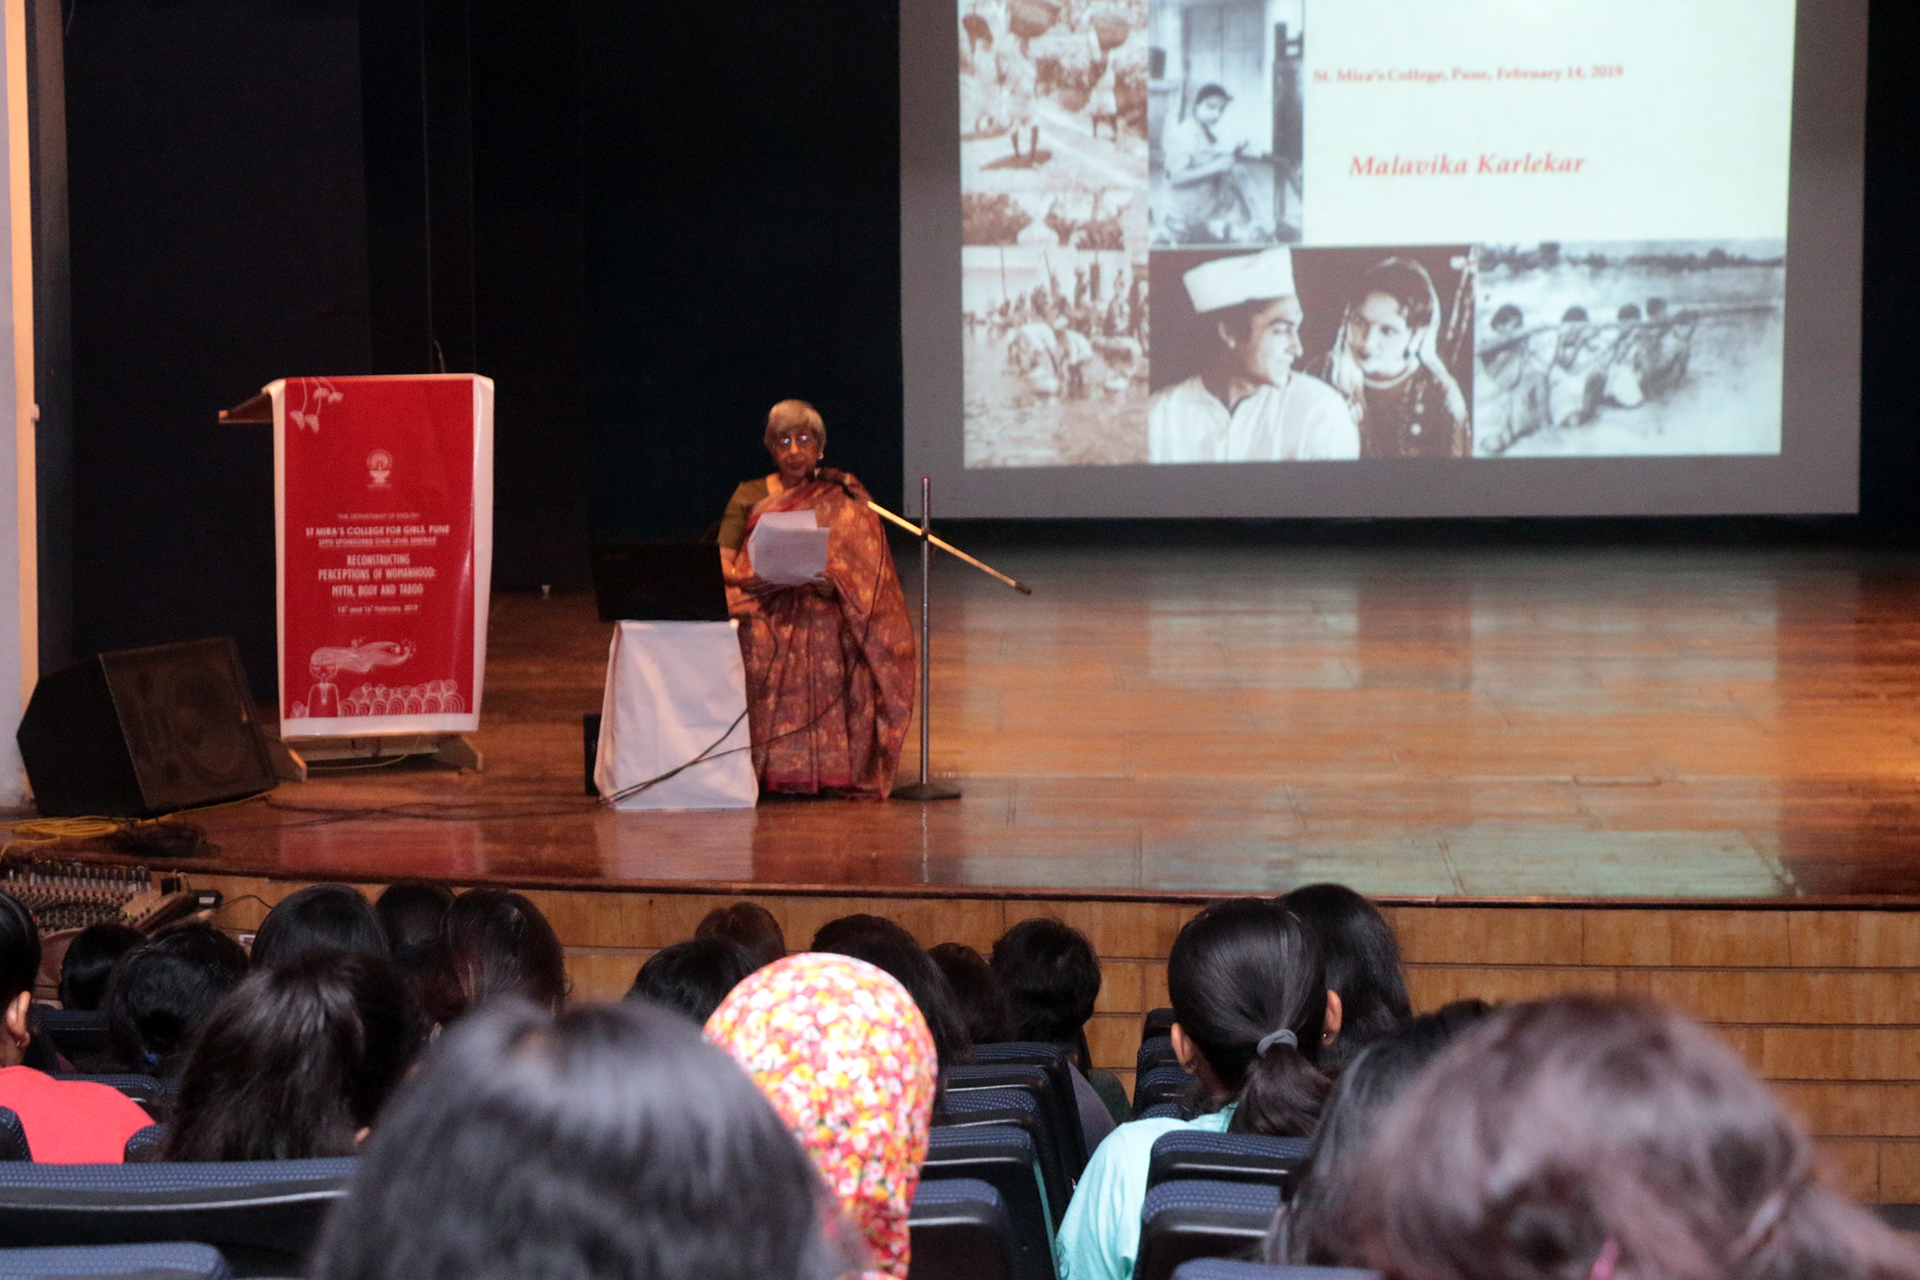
[425,889,568,1024]
[1277,999,1493,1264]
[1332,996,1920,1280]
[374,881,454,971]
[58,921,144,1012]
[1281,883,1411,1072]
[1167,898,1332,1138]
[694,901,787,971]
[103,923,249,1075]
[0,891,39,1067]
[312,998,856,1280]
[165,950,423,1161]
[989,917,1102,1049]
[627,938,753,1025]
[250,884,389,971]
[929,942,1013,1046]
[709,953,938,1279]
[810,914,969,1069]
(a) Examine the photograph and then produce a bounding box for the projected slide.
[957,0,1794,468]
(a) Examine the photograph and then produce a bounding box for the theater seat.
[0,1109,28,1162]
[0,1158,354,1277]
[1146,1131,1312,1194]
[1138,1102,1182,1121]
[934,1086,1071,1227]
[1170,1261,1381,1280]
[1134,1179,1281,1280]
[29,1011,112,1061]
[1142,1008,1176,1042]
[1132,1064,1197,1118]
[122,1126,167,1164]
[0,1243,233,1280]
[1138,1035,1180,1077]
[965,1042,1092,1172]
[908,1178,1016,1280]
[50,1078,176,1121]
[947,1057,1088,1176]
[918,1125,1054,1280]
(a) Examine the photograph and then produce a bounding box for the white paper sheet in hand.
[748,511,831,585]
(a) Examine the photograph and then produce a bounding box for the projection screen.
[899,0,1866,517]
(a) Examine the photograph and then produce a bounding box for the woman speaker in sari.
[718,400,915,798]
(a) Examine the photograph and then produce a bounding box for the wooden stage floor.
[72,542,1920,904]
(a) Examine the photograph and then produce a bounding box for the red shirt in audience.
[0,1065,153,1162]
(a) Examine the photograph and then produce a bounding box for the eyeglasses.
[772,433,819,448]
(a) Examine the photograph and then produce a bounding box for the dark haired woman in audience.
[1269,999,1490,1264]
[103,922,250,1076]
[709,953,937,1279]
[992,916,1129,1131]
[928,942,1014,1047]
[250,883,390,970]
[164,951,423,1161]
[627,938,753,1024]
[1281,882,1410,1073]
[373,881,453,979]
[0,891,154,1160]
[311,998,861,1280]
[811,914,969,1070]
[58,920,144,1011]
[1327,995,1920,1280]
[1054,898,1339,1280]
[423,889,568,1025]
[695,900,787,971]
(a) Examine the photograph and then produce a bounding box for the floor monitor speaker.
[18,638,279,818]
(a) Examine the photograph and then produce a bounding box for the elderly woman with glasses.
[716,400,915,798]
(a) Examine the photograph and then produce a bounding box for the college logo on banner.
[273,374,495,738]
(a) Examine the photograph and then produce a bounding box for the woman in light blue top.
[1054,900,1344,1280]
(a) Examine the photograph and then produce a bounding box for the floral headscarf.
[707,953,937,1278]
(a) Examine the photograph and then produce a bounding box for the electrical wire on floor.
[261,797,602,823]
[303,753,422,773]
[0,793,268,858]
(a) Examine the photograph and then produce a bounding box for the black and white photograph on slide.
[1147,245,1473,463]
[959,0,1149,251]
[962,244,1151,467]
[1148,0,1303,247]
[1473,241,1787,458]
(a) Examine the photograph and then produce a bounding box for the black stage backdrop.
[63,0,371,694]
[579,0,906,541]
[43,0,1920,698]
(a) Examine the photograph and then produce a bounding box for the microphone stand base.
[890,779,963,802]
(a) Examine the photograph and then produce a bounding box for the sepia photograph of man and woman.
[1147,244,1474,463]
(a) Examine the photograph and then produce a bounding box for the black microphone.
[811,466,862,499]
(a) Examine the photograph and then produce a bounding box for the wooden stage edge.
[72,852,1920,910]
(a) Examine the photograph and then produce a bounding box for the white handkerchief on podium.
[748,511,831,585]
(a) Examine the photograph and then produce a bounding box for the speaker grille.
[100,639,277,815]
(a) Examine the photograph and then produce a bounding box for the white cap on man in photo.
[1182,248,1296,314]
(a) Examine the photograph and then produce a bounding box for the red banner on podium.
[272,375,493,738]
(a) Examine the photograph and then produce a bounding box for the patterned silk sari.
[731,475,915,796]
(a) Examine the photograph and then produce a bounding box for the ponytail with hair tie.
[1256,1028,1298,1056]
[1166,899,1331,1139]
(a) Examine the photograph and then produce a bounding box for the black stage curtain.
[580,0,906,543]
